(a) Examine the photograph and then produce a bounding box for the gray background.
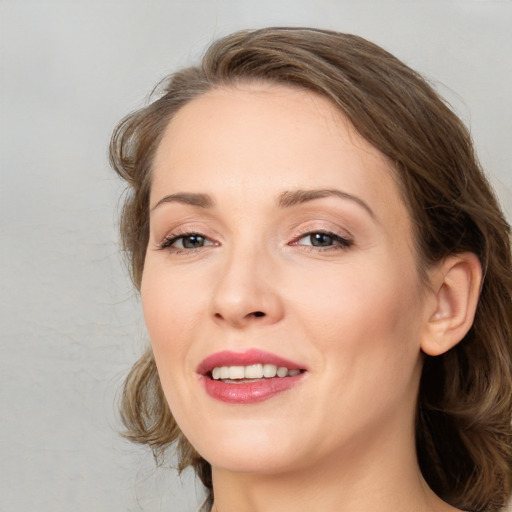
[1,1,511,511]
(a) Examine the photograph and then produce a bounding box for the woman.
[110,28,512,512]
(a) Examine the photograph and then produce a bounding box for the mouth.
[198,349,307,404]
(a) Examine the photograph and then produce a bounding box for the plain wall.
[1,1,511,511]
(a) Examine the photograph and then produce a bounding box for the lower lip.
[201,373,305,404]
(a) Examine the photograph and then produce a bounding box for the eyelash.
[159,231,217,254]
[291,230,353,252]
[158,229,353,254]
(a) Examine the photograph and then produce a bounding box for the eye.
[294,231,352,249]
[160,233,216,251]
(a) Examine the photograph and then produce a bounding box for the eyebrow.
[278,189,376,220]
[151,192,214,211]
[151,188,375,220]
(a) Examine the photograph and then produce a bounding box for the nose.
[209,246,284,329]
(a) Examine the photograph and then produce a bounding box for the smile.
[198,349,307,404]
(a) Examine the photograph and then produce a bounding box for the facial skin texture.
[142,85,470,512]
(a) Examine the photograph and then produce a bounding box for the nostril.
[253,311,265,318]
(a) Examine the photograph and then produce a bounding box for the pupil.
[311,233,333,247]
[183,235,204,248]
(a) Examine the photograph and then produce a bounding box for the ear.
[421,253,482,356]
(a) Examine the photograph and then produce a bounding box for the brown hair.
[110,27,512,511]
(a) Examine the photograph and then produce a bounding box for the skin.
[142,84,475,512]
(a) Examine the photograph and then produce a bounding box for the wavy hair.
[110,27,512,511]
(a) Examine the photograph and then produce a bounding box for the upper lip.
[197,349,306,375]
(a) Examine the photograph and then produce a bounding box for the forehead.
[154,83,381,167]
[150,84,406,226]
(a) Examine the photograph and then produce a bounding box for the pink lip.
[197,349,307,404]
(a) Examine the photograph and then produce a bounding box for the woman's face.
[142,84,433,476]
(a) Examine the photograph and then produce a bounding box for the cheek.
[290,258,424,429]
[288,255,424,359]
[140,264,203,419]
[140,262,200,363]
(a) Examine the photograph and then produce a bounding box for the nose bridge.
[210,233,282,327]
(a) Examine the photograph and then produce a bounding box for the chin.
[205,446,302,476]
[184,418,306,475]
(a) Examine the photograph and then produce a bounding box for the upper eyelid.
[290,223,353,240]
[295,229,350,239]
[155,222,219,243]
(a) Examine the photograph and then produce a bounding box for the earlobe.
[421,253,482,357]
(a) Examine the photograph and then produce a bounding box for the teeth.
[245,364,263,379]
[211,364,302,380]
[229,366,245,379]
[276,366,288,377]
[263,364,277,378]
